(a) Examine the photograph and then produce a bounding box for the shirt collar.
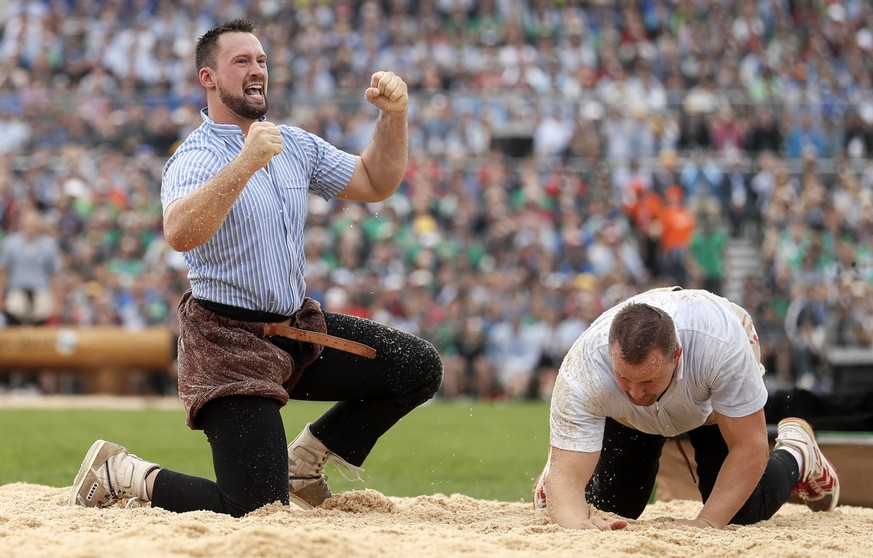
[200,108,266,136]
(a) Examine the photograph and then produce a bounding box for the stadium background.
[1,0,872,401]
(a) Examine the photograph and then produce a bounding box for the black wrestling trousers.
[586,418,799,524]
[151,311,443,516]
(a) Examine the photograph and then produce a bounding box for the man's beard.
[218,84,268,120]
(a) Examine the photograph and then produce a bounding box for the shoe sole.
[778,418,840,512]
[69,440,111,507]
[811,461,840,512]
[288,494,315,511]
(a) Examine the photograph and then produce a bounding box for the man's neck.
[206,105,256,135]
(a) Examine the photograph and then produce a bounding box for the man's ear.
[199,67,215,89]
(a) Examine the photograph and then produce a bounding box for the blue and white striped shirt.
[161,109,356,315]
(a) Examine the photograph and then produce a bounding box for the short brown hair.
[195,19,255,72]
[607,303,677,364]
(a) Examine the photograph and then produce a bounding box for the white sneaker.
[69,440,160,508]
[288,424,362,509]
[774,418,840,512]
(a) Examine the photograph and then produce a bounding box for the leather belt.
[262,322,377,359]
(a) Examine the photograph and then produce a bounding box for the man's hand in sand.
[579,516,629,531]
[671,517,719,529]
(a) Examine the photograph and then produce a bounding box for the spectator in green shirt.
[690,215,728,295]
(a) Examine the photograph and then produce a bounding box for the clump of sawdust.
[320,488,396,513]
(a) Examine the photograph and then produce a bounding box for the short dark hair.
[607,303,677,364]
[195,19,255,72]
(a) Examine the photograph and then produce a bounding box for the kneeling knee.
[405,339,443,397]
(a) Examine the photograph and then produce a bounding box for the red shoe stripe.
[816,477,836,490]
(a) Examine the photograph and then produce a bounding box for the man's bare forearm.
[357,109,408,199]
[163,156,258,252]
[164,121,282,252]
[697,442,768,527]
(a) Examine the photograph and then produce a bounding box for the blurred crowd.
[1,0,873,398]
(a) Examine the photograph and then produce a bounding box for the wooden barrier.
[0,326,175,394]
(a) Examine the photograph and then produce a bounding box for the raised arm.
[339,71,409,203]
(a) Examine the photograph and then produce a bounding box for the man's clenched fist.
[365,71,408,113]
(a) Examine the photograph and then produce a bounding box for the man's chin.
[247,99,268,116]
[245,104,268,119]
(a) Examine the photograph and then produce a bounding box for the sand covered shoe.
[288,423,363,510]
[774,418,840,512]
[69,440,160,508]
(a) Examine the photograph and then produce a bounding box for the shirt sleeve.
[285,127,356,201]
[708,329,768,418]
[549,356,609,453]
[161,146,222,211]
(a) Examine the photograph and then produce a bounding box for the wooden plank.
[0,327,173,370]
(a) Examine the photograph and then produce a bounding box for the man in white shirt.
[534,287,839,530]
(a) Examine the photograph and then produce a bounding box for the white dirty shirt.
[161,109,355,316]
[550,288,768,453]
